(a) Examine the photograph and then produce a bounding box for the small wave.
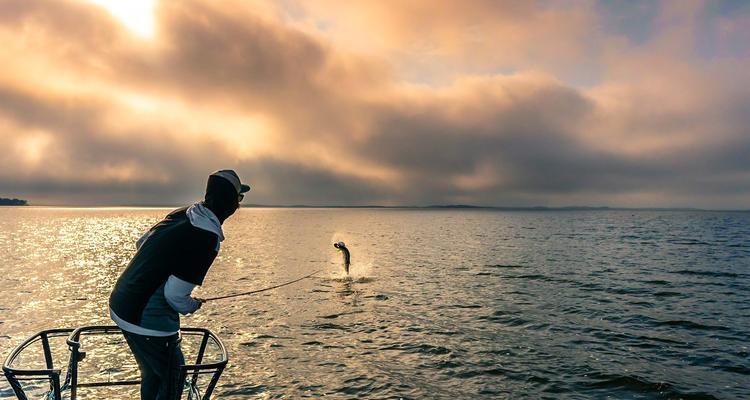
[451,304,482,309]
[578,282,605,291]
[318,310,364,319]
[718,364,750,375]
[483,366,523,376]
[476,348,516,356]
[657,319,729,331]
[506,274,548,280]
[633,334,685,345]
[486,264,526,269]
[379,342,451,355]
[254,334,279,339]
[413,344,451,355]
[674,270,739,278]
[653,291,682,297]
[448,367,520,380]
[667,239,713,246]
[585,372,719,399]
[219,383,267,396]
[450,370,482,379]
[332,375,385,396]
[643,279,671,286]
[479,311,532,327]
[311,322,349,331]
[593,331,687,349]
[606,287,652,295]
[431,330,460,336]
[296,383,324,391]
[316,361,346,368]
[431,360,461,369]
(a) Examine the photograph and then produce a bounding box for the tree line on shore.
[0,197,28,205]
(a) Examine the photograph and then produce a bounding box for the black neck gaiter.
[203,175,239,223]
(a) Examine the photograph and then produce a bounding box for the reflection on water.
[1,207,749,399]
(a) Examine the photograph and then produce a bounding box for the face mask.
[204,175,240,223]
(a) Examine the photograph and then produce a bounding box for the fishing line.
[203,270,321,302]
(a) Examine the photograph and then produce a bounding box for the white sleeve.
[164,275,202,314]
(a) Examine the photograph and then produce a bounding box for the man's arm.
[135,231,152,250]
[164,275,203,314]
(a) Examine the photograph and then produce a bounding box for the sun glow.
[16,132,53,166]
[81,0,157,38]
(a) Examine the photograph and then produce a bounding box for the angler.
[108,169,250,400]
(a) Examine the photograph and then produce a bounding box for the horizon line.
[2,203,748,212]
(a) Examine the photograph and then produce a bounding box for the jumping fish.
[333,241,350,274]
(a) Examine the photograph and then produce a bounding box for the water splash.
[328,233,374,282]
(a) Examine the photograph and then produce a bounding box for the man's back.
[109,207,218,332]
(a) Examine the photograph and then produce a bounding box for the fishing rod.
[202,270,321,302]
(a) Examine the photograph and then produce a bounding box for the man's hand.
[192,297,205,312]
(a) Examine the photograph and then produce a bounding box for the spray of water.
[329,232,374,282]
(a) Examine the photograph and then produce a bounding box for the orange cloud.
[0,0,748,208]
[291,0,599,83]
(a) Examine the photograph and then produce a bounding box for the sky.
[0,0,749,208]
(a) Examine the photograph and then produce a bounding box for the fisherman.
[108,170,249,400]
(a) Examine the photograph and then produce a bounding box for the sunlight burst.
[81,0,157,38]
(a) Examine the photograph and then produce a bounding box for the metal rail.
[4,325,228,400]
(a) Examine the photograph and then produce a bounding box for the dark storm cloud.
[0,83,226,205]
[236,158,392,205]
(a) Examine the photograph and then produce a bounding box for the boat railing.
[2,328,74,400]
[3,325,228,400]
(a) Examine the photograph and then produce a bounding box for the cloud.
[0,0,748,208]
[290,0,601,84]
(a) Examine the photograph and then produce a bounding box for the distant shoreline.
[0,198,28,206]
[7,204,749,212]
[238,205,750,212]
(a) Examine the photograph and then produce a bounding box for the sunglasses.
[238,193,244,202]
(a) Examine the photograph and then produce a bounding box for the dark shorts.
[123,331,185,400]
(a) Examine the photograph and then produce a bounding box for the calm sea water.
[0,207,748,399]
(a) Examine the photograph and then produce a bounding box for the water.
[0,207,749,399]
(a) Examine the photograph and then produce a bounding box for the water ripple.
[1,208,749,399]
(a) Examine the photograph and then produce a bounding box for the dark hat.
[210,170,250,194]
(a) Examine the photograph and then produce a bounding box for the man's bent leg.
[158,336,185,400]
[123,331,162,399]
[123,331,183,400]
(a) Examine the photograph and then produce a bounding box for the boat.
[3,325,227,400]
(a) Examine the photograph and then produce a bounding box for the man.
[109,170,250,400]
